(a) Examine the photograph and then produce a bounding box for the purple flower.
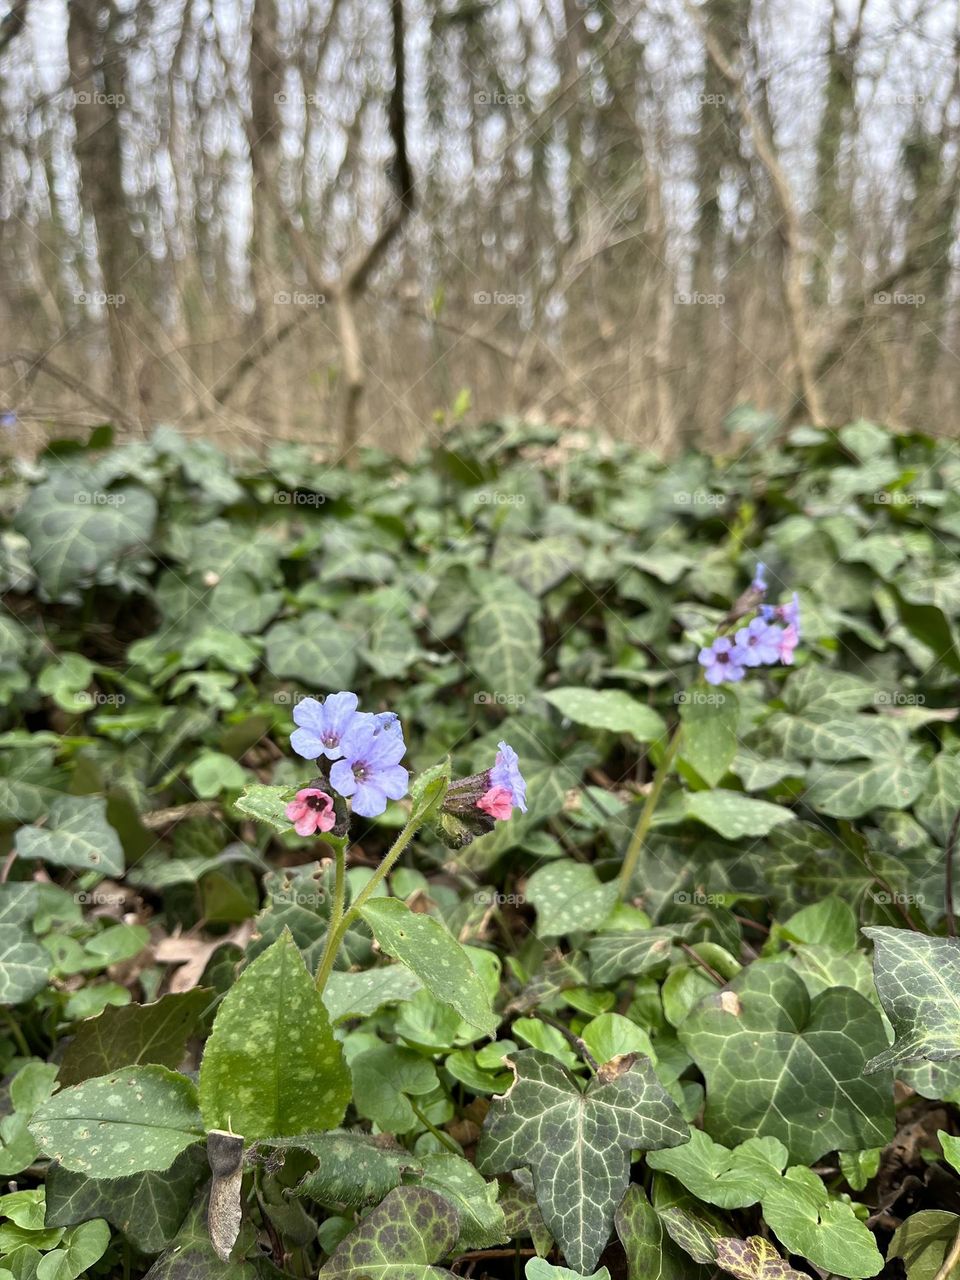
[290,691,361,761]
[780,592,801,635]
[734,616,782,667]
[489,741,527,814]
[329,717,409,818]
[752,562,768,593]
[698,636,748,685]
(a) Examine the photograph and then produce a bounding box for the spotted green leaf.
[318,1185,459,1280]
[543,688,666,743]
[322,965,422,1023]
[863,927,960,1072]
[476,1048,687,1273]
[526,861,618,938]
[28,1066,205,1177]
[679,962,893,1163]
[199,931,350,1140]
[15,795,123,876]
[232,783,297,832]
[359,898,497,1036]
[679,690,739,787]
[679,791,793,839]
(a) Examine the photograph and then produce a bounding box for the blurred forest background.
[0,0,958,454]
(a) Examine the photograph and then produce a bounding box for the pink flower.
[778,623,799,665]
[285,787,336,836]
[477,785,514,821]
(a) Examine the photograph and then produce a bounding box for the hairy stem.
[618,722,684,898]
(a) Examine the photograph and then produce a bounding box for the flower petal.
[329,759,357,798]
[290,728,326,760]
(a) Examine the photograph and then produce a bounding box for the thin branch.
[0,349,137,429]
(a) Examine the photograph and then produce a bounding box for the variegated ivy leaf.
[615,1184,706,1280]
[804,747,928,819]
[317,1186,458,1280]
[199,930,351,1140]
[713,1236,808,1280]
[586,926,688,985]
[863,927,960,1072]
[679,962,893,1163]
[476,1048,687,1273]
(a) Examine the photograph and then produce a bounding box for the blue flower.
[698,636,748,685]
[330,717,409,818]
[752,562,768,592]
[734,616,782,667]
[290,691,361,761]
[489,740,527,813]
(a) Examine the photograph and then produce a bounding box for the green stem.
[410,1099,461,1153]
[2,1008,30,1058]
[313,839,347,993]
[314,812,425,993]
[618,722,685,898]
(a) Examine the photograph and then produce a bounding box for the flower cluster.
[698,567,801,686]
[439,741,528,848]
[287,692,409,822]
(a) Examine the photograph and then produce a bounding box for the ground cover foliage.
[1,417,960,1278]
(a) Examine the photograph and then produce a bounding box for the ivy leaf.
[359,898,497,1036]
[543,688,666,743]
[615,1184,705,1280]
[492,535,581,596]
[863,927,960,1072]
[140,1193,265,1280]
[15,795,124,876]
[526,861,618,938]
[476,1048,687,1273]
[58,990,213,1087]
[679,962,893,1163]
[587,927,686,985]
[679,690,739,787]
[713,1236,808,1280]
[264,611,358,689]
[805,749,927,818]
[0,924,51,1005]
[465,572,541,700]
[317,1186,459,1280]
[646,1129,787,1209]
[525,1262,609,1280]
[199,931,350,1140]
[887,1210,960,1280]
[28,1066,205,1177]
[44,1147,208,1255]
[760,1165,883,1278]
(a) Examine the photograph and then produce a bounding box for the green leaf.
[615,1184,699,1280]
[760,1165,883,1278]
[14,481,157,602]
[58,990,214,1087]
[409,760,451,824]
[679,690,738,787]
[805,749,928,818]
[0,925,51,1005]
[476,1048,687,1273]
[278,1131,418,1207]
[15,795,123,876]
[492,535,581,596]
[350,1045,439,1133]
[415,1153,507,1250]
[199,931,350,1140]
[678,791,793,839]
[35,1220,110,1280]
[37,655,95,713]
[264,611,358,688]
[586,927,686,985]
[322,966,422,1023]
[138,1193,263,1279]
[186,752,247,798]
[888,1210,960,1280]
[465,573,541,700]
[525,1261,609,1280]
[359,898,497,1036]
[318,1186,459,1280]
[28,1065,205,1177]
[44,1146,207,1254]
[233,783,296,832]
[863,927,960,1072]
[646,1129,786,1209]
[526,861,618,938]
[679,962,893,1163]
[543,688,666,743]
